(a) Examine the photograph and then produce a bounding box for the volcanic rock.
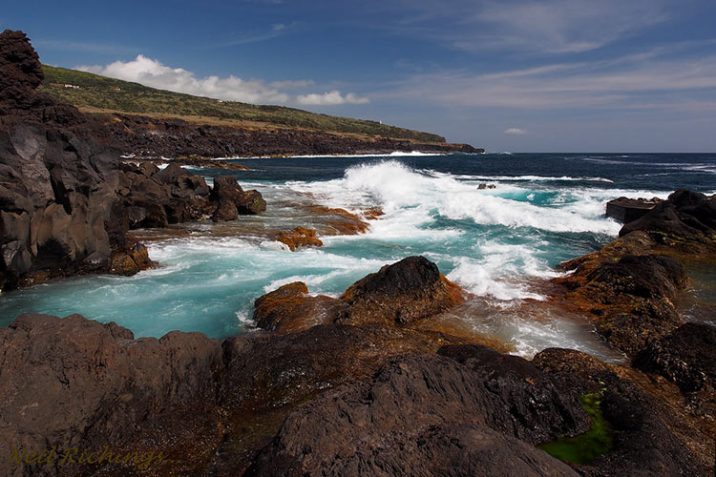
[275,226,323,251]
[620,189,716,250]
[339,256,465,326]
[555,239,688,355]
[633,322,716,394]
[606,197,661,223]
[253,282,348,333]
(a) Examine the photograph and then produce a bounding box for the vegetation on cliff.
[40,65,446,143]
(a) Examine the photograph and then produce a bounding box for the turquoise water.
[1,153,714,356]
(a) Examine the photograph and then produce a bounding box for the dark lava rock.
[0,31,248,290]
[210,175,266,221]
[633,323,716,394]
[533,348,707,477]
[438,344,590,443]
[247,353,581,477]
[97,112,482,160]
[620,189,716,249]
[555,250,688,356]
[253,281,348,333]
[0,313,222,477]
[606,197,660,223]
[339,256,464,326]
[0,312,711,476]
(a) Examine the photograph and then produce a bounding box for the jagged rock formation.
[0,30,265,290]
[0,314,708,476]
[620,189,716,250]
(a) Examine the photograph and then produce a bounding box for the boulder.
[606,197,660,223]
[620,189,716,249]
[253,282,347,333]
[275,226,323,251]
[339,256,464,326]
[237,189,266,215]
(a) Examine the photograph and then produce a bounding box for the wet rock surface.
[340,256,465,327]
[274,226,323,251]
[554,231,689,355]
[0,31,266,290]
[0,256,713,476]
[620,189,716,250]
[633,322,716,394]
[253,282,347,333]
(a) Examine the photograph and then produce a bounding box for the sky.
[3,0,716,152]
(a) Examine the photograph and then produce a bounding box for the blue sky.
[4,0,716,152]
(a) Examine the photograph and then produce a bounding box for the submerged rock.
[340,256,465,326]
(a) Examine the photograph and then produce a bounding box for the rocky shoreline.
[1,29,716,477]
[97,112,483,160]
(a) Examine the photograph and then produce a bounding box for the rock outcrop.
[554,230,689,355]
[253,282,347,333]
[620,189,716,250]
[340,256,465,326]
[0,31,266,290]
[633,322,716,394]
[275,226,323,251]
[248,353,583,477]
[0,259,712,476]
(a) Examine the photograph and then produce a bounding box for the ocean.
[1,152,714,358]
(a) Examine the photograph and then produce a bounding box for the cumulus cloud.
[78,55,368,107]
[504,128,526,135]
[296,90,370,106]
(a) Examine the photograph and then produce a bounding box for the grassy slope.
[40,65,445,143]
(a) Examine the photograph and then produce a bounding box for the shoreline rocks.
[0,30,267,291]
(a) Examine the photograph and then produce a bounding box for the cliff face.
[0,30,265,290]
[0,30,126,289]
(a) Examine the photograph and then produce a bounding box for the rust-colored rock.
[552,231,688,355]
[275,226,323,251]
[340,256,465,326]
[303,205,369,235]
[253,282,347,333]
[362,206,384,220]
[109,242,154,276]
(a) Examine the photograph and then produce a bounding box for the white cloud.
[504,128,526,135]
[78,55,368,107]
[79,55,290,104]
[296,90,370,106]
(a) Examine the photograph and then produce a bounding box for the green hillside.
[40,65,445,143]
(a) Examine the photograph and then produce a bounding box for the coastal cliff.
[0,30,266,290]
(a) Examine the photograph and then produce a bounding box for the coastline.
[1,29,716,477]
